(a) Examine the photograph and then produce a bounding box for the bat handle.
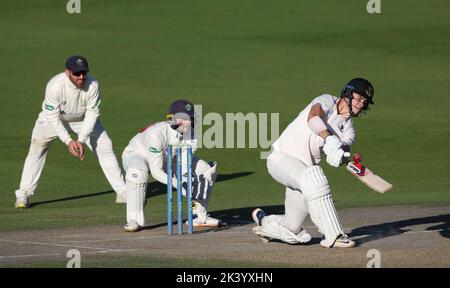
[353,153,362,164]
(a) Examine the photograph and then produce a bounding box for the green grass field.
[0,0,449,266]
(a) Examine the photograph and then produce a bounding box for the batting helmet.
[340,78,374,117]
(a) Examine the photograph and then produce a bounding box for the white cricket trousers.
[266,149,310,235]
[15,115,126,198]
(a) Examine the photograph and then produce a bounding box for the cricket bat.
[345,153,393,193]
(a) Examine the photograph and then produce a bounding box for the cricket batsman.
[122,99,221,232]
[14,55,127,208]
[252,78,375,248]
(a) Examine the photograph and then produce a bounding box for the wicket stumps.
[167,144,193,235]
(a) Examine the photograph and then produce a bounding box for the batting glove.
[323,135,343,156]
[326,148,345,168]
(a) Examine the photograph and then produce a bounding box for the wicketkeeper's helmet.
[167,99,195,130]
[340,78,374,117]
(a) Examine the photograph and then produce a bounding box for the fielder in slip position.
[14,55,127,208]
[122,99,220,232]
[252,78,376,248]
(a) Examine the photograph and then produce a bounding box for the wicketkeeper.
[122,99,220,232]
[252,78,375,248]
[14,55,127,208]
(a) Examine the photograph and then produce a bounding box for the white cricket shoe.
[124,220,141,232]
[321,234,355,248]
[115,192,127,204]
[15,196,29,209]
[296,229,312,244]
[252,208,265,226]
[188,215,221,227]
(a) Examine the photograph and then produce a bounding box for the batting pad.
[300,166,344,247]
[308,194,344,247]
[126,168,148,226]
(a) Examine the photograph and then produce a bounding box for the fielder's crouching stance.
[252,78,375,248]
[14,56,126,208]
[122,99,221,232]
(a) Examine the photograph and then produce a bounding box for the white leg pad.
[300,166,344,247]
[284,187,310,235]
[126,167,148,226]
[253,215,311,244]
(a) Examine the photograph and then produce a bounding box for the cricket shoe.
[295,229,312,244]
[187,214,222,227]
[115,192,127,204]
[15,196,29,209]
[252,208,265,226]
[321,234,355,248]
[124,220,141,232]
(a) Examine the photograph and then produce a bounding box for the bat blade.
[346,161,393,193]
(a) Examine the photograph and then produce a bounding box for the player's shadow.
[146,171,255,199]
[211,205,284,225]
[186,205,283,233]
[186,205,322,244]
[349,214,450,245]
[136,204,276,234]
[199,206,450,246]
[26,172,254,208]
[28,190,115,208]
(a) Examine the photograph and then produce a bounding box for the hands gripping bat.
[345,153,393,193]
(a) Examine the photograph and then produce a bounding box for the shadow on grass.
[27,172,254,208]
[146,171,255,199]
[137,205,284,234]
[209,205,449,244]
[29,190,115,208]
[134,204,281,242]
[189,205,449,245]
[350,214,450,245]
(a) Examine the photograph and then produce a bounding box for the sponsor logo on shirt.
[320,98,333,110]
[149,147,161,153]
[45,104,55,111]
